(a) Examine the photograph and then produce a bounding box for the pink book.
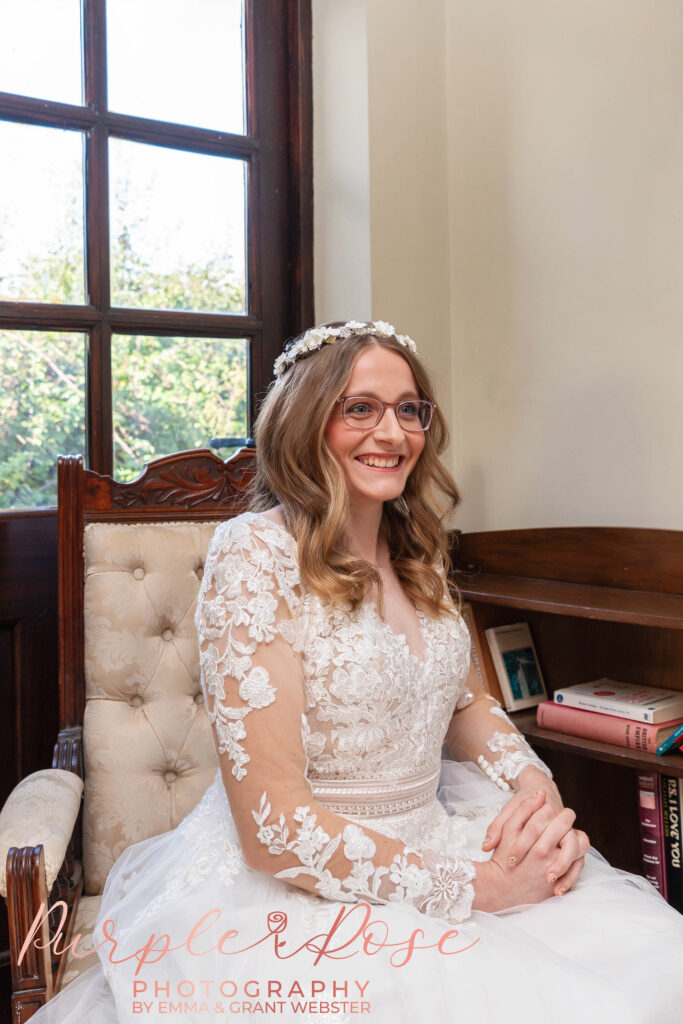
[637,772,668,897]
[536,700,683,753]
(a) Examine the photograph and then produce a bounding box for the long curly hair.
[247,324,461,620]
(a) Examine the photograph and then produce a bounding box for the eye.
[347,400,373,415]
[397,402,419,417]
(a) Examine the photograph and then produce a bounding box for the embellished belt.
[310,765,440,817]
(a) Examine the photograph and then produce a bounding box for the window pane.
[0,122,85,304]
[109,139,246,314]
[0,0,82,105]
[112,334,249,482]
[0,331,86,509]
[107,0,245,134]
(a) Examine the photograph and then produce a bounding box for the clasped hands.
[473,775,590,912]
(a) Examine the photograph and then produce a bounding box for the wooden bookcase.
[450,526,683,890]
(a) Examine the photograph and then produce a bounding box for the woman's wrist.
[512,764,558,795]
[471,859,505,913]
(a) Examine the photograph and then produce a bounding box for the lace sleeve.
[195,517,477,924]
[444,619,553,791]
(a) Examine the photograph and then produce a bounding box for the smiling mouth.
[355,455,405,470]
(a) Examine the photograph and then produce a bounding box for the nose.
[373,405,406,443]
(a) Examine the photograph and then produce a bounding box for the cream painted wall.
[313,1,683,532]
[312,0,372,323]
[447,0,683,531]
[312,0,455,459]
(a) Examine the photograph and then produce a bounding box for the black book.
[660,774,683,913]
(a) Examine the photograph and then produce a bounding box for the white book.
[485,623,548,712]
[553,679,683,724]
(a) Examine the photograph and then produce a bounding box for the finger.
[546,829,590,883]
[481,800,519,851]
[522,806,577,867]
[551,855,586,897]
[500,791,548,865]
[505,801,559,866]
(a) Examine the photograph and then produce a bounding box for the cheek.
[323,419,350,462]
[410,434,426,463]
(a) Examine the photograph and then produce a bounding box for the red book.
[536,700,683,753]
[637,772,668,898]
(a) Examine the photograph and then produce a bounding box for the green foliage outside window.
[0,210,247,509]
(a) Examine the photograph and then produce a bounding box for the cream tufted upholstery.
[0,770,84,898]
[82,521,219,894]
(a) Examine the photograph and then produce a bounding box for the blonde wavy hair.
[247,324,461,620]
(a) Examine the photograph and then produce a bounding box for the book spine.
[537,702,664,752]
[660,774,683,913]
[553,693,656,724]
[636,772,667,898]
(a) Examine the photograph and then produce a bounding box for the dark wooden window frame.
[0,0,313,480]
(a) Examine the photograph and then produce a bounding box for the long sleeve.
[195,517,477,925]
[444,633,553,792]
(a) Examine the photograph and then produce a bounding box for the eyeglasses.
[336,395,436,432]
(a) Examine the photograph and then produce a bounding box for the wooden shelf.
[458,573,683,629]
[512,710,683,778]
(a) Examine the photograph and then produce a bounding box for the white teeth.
[357,456,401,468]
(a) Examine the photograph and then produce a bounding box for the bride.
[34,321,683,1022]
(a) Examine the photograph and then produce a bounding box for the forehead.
[345,345,419,396]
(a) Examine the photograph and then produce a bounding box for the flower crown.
[273,320,418,379]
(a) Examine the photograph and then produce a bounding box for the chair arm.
[0,769,83,899]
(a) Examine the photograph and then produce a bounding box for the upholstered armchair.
[0,449,255,1022]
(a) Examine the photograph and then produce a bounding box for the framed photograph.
[484,622,548,711]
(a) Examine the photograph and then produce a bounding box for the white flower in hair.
[273,319,418,378]
[372,320,396,337]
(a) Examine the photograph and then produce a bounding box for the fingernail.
[547,873,557,883]
[558,888,566,896]
[481,838,490,850]
[508,856,516,865]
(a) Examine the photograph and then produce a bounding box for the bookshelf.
[450,526,683,885]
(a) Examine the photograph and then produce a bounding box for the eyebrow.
[346,390,420,400]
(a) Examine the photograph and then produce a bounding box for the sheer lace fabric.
[194,512,552,925]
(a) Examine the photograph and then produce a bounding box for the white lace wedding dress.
[34,511,683,1023]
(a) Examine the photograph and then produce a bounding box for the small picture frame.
[484,622,548,711]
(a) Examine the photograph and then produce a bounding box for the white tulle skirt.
[32,761,683,1024]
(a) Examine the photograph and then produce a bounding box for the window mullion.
[87,322,112,475]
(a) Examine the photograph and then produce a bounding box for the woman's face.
[324,344,426,510]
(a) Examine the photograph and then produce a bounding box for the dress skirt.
[31,760,683,1024]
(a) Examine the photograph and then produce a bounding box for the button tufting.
[164,770,177,784]
[131,695,143,707]
[195,565,204,579]
[194,692,204,705]
[161,628,174,641]
[132,567,145,580]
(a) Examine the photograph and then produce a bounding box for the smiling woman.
[324,347,427,513]
[24,320,683,1024]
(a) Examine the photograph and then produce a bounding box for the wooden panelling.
[0,511,59,1023]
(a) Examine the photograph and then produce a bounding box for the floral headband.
[273,320,418,379]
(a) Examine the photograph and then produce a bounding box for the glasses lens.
[397,400,432,430]
[342,397,383,427]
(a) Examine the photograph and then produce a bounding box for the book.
[637,772,668,898]
[660,774,683,913]
[460,602,501,700]
[553,679,683,725]
[657,721,683,756]
[536,701,683,753]
[484,622,548,712]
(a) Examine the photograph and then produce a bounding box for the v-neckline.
[246,510,429,667]
[365,599,428,668]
